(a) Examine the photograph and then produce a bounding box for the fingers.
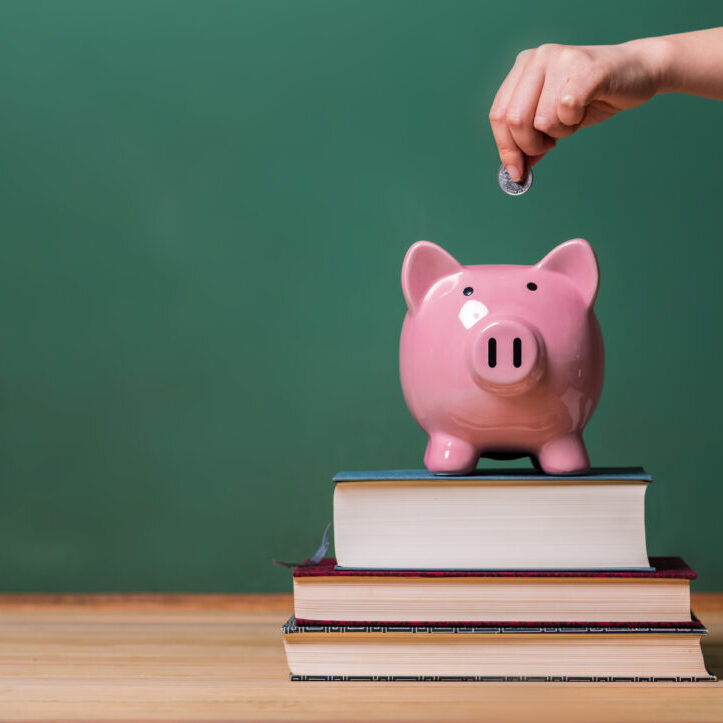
[489,44,609,175]
[506,64,557,159]
[490,117,526,182]
[533,69,579,139]
[489,51,530,182]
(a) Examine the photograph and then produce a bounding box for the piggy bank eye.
[463,286,474,296]
[527,282,538,291]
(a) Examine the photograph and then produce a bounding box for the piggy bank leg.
[425,434,479,475]
[537,434,590,475]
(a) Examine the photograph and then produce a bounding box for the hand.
[489,40,664,181]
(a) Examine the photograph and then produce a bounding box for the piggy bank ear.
[402,241,462,313]
[536,239,599,307]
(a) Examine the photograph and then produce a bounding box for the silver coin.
[497,164,533,196]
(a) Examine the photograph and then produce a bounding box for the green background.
[0,1,720,592]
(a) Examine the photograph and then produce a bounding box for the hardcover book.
[293,557,695,624]
[333,468,651,570]
[283,616,714,682]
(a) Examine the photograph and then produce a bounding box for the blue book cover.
[333,467,652,483]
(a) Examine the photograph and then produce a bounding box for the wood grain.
[0,593,721,722]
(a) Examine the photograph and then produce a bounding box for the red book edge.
[292,556,696,580]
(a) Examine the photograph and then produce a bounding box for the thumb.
[557,71,608,126]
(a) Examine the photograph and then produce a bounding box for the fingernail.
[506,165,521,182]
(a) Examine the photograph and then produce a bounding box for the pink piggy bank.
[400,239,604,475]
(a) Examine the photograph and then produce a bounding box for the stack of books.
[282,468,713,682]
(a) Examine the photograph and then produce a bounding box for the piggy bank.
[400,239,604,475]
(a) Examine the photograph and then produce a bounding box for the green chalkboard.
[0,1,720,591]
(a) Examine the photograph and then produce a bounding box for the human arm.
[489,28,723,182]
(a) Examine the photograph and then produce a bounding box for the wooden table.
[0,593,721,722]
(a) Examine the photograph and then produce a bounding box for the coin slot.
[513,338,522,368]
[488,338,497,368]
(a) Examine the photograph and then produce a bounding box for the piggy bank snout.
[469,320,542,393]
